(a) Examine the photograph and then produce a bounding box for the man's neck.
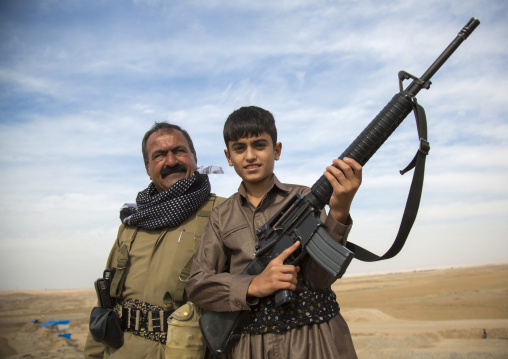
[243,174,273,208]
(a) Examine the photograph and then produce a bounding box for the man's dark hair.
[142,122,196,165]
[223,106,277,149]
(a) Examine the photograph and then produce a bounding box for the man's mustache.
[160,164,187,179]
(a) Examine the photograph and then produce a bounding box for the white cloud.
[0,0,506,289]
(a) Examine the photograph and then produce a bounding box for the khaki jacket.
[84,194,225,359]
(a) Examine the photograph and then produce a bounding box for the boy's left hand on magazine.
[324,157,362,224]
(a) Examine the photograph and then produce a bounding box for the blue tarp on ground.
[40,320,70,328]
[58,333,72,339]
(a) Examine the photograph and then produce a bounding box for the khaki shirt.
[85,195,222,359]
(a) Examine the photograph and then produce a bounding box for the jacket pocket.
[166,301,206,359]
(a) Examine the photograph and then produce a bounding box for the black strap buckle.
[419,138,430,156]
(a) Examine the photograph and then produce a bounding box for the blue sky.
[0,0,506,290]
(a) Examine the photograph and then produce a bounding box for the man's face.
[224,131,281,188]
[144,130,197,193]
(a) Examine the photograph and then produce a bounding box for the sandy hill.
[1,264,507,358]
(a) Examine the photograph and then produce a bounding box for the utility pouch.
[90,268,123,348]
[165,301,206,359]
[89,307,124,349]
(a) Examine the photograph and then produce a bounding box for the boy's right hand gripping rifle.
[200,18,480,357]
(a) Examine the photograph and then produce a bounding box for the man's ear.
[274,142,282,161]
[224,149,233,166]
[145,163,152,180]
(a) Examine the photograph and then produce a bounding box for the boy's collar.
[237,174,289,202]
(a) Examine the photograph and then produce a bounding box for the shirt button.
[235,301,243,309]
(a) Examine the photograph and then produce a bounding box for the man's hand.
[247,241,300,298]
[324,157,362,224]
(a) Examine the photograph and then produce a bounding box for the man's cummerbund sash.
[115,298,173,344]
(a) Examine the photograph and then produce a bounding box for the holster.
[90,268,124,348]
[89,306,124,349]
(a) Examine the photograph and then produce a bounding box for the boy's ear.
[224,149,233,166]
[274,142,282,161]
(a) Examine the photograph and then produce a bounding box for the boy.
[186,106,361,358]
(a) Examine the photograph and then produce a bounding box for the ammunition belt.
[114,298,173,344]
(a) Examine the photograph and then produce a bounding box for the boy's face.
[225,132,281,188]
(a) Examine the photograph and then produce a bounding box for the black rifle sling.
[346,98,429,262]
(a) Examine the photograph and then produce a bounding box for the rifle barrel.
[406,17,480,96]
[308,17,480,209]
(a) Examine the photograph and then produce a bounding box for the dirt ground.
[1,264,507,358]
[334,264,508,358]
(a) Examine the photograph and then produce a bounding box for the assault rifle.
[200,18,480,356]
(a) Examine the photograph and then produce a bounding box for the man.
[85,122,224,359]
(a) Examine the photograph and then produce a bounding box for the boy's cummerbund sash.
[242,288,340,334]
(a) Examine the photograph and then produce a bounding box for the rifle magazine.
[306,227,354,278]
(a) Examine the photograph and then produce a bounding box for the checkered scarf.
[122,172,210,230]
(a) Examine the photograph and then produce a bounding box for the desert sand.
[1,264,507,358]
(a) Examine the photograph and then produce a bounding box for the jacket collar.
[237,174,289,206]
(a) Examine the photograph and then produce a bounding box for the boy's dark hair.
[223,106,277,148]
[142,122,195,165]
